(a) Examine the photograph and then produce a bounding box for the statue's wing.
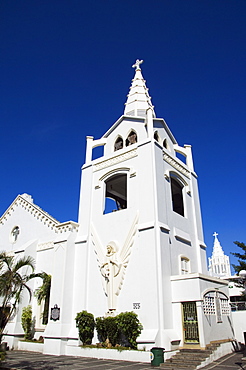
[119,212,139,263]
[115,212,139,295]
[90,223,104,268]
[90,224,108,297]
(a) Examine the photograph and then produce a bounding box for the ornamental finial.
[132,59,143,71]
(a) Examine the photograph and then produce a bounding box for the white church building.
[208,232,246,345]
[0,61,235,357]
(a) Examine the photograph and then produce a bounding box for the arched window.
[154,131,159,142]
[163,139,168,149]
[114,136,123,151]
[171,176,184,216]
[104,174,127,214]
[126,130,137,146]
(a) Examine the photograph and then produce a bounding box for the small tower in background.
[209,232,231,277]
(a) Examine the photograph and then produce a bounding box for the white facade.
[0,193,78,351]
[0,61,235,356]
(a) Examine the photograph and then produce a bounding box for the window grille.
[220,298,230,315]
[203,291,230,316]
[203,296,216,315]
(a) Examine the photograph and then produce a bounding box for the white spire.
[124,59,156,118]
[208,232,231,277]
[212,231,224,257]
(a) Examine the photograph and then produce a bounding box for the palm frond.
[0,252,38,340]
[14,256,35,273]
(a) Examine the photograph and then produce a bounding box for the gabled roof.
[0,193,59,229]
[102,114,177,145]
[0,193,79,234]
[102,114,145,138]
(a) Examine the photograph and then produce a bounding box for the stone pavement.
[1,350,246,369]
[198,351,246,370]
[1,350,153,370]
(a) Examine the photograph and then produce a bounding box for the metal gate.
[182,302,199,343]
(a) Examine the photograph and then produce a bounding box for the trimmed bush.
[116,312,143,349]
[95,316,119,346]
[95,312,143,349]
[95,317,107,343]
[75,311,95,345]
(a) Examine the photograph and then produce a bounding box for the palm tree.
[34,272,51,325]
[0,252,35,342]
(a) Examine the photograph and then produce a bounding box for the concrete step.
[160,342,222,370]
[172,351,212,358]
[168,354,212,362]
[161,360,205,369]
[163,360,205,366]
[180,348,213,353]
[170,357,210,362]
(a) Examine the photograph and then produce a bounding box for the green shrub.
[104,316,119,346]
[116,312,143,350]
[21,305,33,340]
[0,350,5,361]
[95,312,143,349]
[75,311,95,345]
[95,317,107,343]
[95,316,119,346]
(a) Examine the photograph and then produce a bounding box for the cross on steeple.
[132,59,143,71]
[213,232,218,238]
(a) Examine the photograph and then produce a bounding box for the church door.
[182,302,199,343]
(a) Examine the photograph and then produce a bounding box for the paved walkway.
[1,350,246,369]
[199,352,246,370]
[1,350,153,370]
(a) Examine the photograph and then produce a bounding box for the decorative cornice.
[163,152,190,179]
[37,242,54,251]
[0,194,59,229]
[93,148,137,172]
[56,221,79,233]
[0,195,80,235]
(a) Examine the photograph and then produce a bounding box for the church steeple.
[124,59,156,118]
[208,232,231,277]
[212,232,224,256]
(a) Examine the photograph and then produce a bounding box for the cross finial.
[213,232,218,238]
[132,59,143,71]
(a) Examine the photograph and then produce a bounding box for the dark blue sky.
[1,0,246,270]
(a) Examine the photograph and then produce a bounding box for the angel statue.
[91,213,139,314]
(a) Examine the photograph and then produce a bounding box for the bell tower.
[74,60,221,350]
